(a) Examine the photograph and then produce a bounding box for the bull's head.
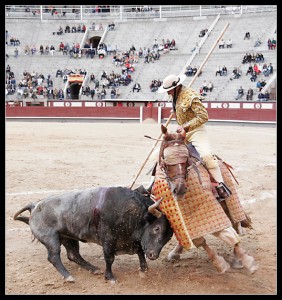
[143,195,173,260]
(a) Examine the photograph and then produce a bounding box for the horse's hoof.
[231,258,243,269]
[167,252,180,261]
[212,255,230,274]
[242,255,259,274]
[65,275,75,282]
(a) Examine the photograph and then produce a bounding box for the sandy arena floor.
[5,120,276,295]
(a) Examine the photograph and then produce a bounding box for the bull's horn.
[148,196,164,218]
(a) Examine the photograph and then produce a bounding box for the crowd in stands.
[218,38,233,49]
[6,14,276,103]
[184,65,202,77]
[63,24,86,33]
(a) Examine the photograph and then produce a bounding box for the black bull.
[14,186,173,283]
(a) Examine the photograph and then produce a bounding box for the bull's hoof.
[242,255,259,274]
[65,275,75,282]
[139,270,147,278]
[212,255,230,274]
[167,252,181,261]
[231,257,243,269]
[106,278,116,285]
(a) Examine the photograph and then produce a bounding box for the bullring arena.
[6,120,276,295]
[5,5,276,295]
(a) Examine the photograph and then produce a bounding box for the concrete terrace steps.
[6,11,276,102]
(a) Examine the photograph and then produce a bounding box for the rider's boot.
[208,165,232,201]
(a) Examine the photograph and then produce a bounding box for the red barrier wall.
[6,101,276,123]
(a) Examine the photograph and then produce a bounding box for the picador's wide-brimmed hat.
[157,74,186,93]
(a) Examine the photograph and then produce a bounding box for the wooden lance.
[129,23,230,189]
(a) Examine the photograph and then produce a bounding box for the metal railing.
[5,5,277,21]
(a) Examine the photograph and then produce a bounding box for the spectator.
[185,66,193,77]
[271,37,276,50]
[215,66,222,76]
[226,38,232,48]
[250,72,257,82]
[6,64,10,73]
[202,80,208,92]
[199,86,207,97]
[199,28,208,37]
[31,45,36,55]
[246,88,254,100]
[253,63,261,75]
[230,67,241,80]
[90,73,95,82]
[101,87,106,99]
[39,44,44,55]
[207,81,214,92]
[256,80,262,91]
[59,42,64,52]
[108,23,115,31]
[257,91,265,101]
[132,82,141,92]
[57,26,63,35]
[50,45,55,55]
[235,86,244,100]
[63,74,68,83]
[14,48,19,58]
[264,90,270,100]
[246,64,253,76]
[110,87,117,99]
[221,65,227,76]
[244,32,250,40]
[24,45,30,55]
[218,39,225,49]
[56,69,63,77]
[254,38,261,47]
[265,63,273,76]
[65,25,70,33]
[191,42,199,53]
[58,89,64,100]
[90,88,95,100]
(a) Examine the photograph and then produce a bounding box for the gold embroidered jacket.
[175,86,208,131]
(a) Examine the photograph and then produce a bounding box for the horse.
[150,124,258,274]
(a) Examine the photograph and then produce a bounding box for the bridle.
[159,139,189,188]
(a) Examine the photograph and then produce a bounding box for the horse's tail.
[13,203,36,225]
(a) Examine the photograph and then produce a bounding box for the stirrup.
[216,182,232,201]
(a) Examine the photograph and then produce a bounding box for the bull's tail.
[13,203,36,225]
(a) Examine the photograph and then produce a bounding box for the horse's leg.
[233,243,259,274]
[193,237,230,274]
[213,227,258,274]
[167,242,183,261]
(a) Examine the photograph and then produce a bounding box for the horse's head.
[159,124,190,200]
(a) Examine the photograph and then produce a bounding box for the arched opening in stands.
[89,36,101,50]
[69,82,82,100]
